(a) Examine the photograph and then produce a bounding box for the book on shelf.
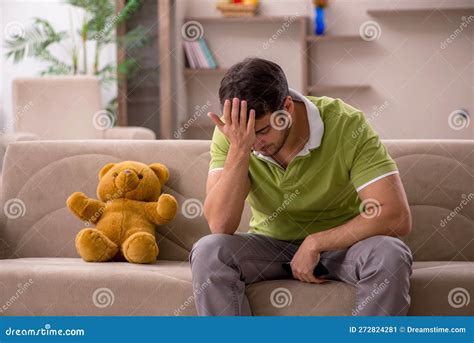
[183,38,218,69]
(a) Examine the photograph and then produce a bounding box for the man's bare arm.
[204,98,256,235]
[307,173,412,252]
[290,173,411,283]
[204,148,251,234]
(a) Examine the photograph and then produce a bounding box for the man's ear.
[99,163,116,180]
[284,95,294,114]
[149,163,169,185]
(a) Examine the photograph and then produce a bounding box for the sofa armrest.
[1,132,40,175]
[104,127,156,140]
[1,132,40,144]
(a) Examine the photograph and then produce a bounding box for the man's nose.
[253,140,265,149]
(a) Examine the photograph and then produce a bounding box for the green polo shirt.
[208,89,399,241]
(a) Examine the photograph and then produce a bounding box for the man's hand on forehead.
[207,98,256,152]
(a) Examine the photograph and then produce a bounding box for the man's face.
[252,112,291,156]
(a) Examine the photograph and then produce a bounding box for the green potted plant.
[3,0,147,121]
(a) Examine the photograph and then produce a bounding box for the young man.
[189,57,413,316]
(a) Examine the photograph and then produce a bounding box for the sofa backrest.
[0,140,472,262]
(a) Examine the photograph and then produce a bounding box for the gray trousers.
[189,232,413,316]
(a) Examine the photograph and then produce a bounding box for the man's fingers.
[240,100,247,129]
[223,99,231,126]
[293,270,308,283]
[294,270,327,284]
[301,274,314,283]
[231,98,240,128]
[247,109,255,133]
[308,275,327,284]
[208,112,224,127]
[208,112,225,133]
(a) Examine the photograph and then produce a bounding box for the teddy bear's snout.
[115,169,140,192]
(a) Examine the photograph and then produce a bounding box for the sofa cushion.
[408,261,474,315]
[0,258,472,316]
[0,258,195,316]
[248,261,474,316]
[0,140,472,263]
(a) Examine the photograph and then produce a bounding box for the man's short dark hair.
[218,57,289,118]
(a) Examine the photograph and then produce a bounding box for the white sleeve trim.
[208,167,224,174]
[356,170,399,192]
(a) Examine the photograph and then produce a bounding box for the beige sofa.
[1,76,156,176]
[11,76,156,140]
[0,139,472,316]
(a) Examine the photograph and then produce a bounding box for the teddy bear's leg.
[121,232,159,264]
[75,228,119,262]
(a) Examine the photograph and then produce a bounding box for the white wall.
[1,0,472,139]
[179,0,473,139]
[0,0,117,133]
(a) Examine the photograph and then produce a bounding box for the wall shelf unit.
[367,6,474,15]
[308,83,371,93]
[183,68,228,76]
[184,16,302,23]
[180,14,375,138]
[306,34,366,43]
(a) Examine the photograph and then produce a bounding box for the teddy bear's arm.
[144,194,178,225]
[66,192,106,224]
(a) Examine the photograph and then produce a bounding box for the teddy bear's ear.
[149,163,169,185]
[98,163,116,180]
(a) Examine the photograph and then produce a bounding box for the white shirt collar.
[252,88,325,166]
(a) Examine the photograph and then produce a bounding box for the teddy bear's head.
[96,161,170,202]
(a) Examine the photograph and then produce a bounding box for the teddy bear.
[66,161,178,264]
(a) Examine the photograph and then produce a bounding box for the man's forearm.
[307,206,411,253]
[204,145,251,234]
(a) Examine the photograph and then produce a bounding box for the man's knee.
[361,235,413,273]
[189,233,242,268]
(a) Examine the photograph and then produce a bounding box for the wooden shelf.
[307,83,371,93]
[184,68,228,76]
[306,34,366,43]
[184,16,305,23]
[367,6,473,15]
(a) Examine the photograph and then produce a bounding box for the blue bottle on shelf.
[315,6,325,35]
